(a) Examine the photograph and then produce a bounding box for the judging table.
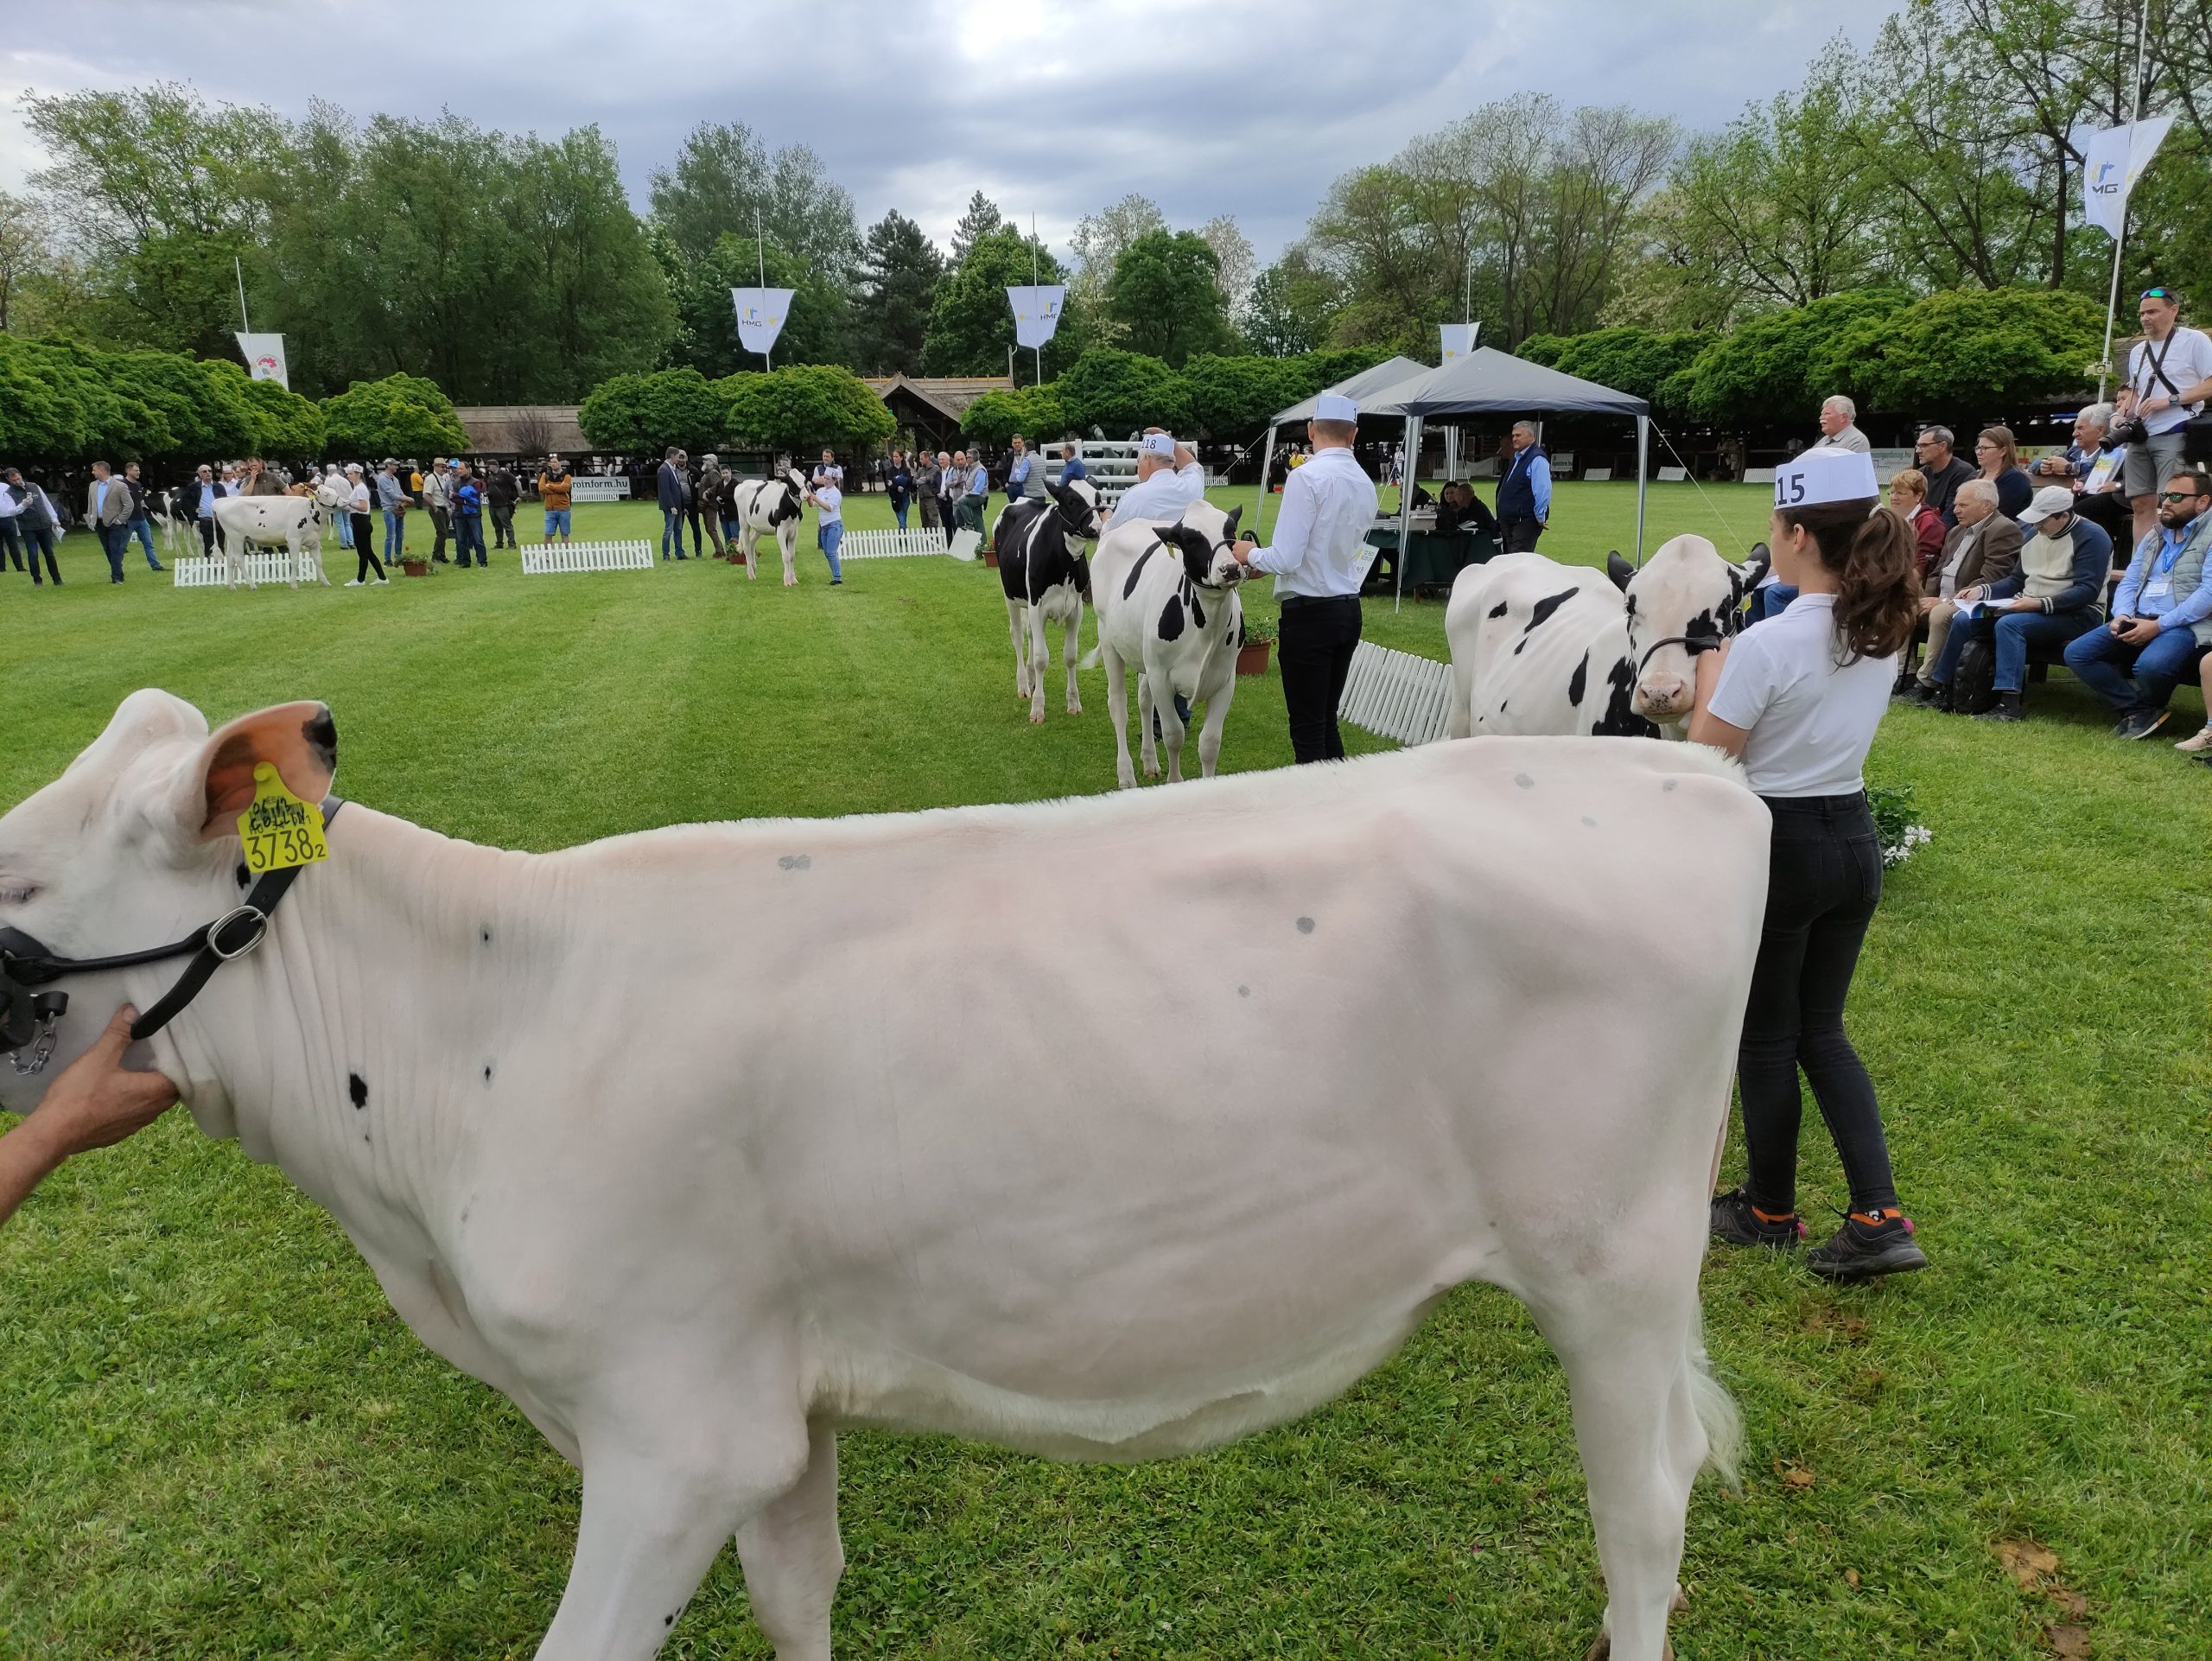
[1364,519,1498,592]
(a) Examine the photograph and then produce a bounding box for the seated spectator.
[1917,485,2109,722]
[1885,468,1946,577]
[1901,480,2020,703]
[2031,403,2130,544]
[2062,467,2212,740]
[1912,426,1979,526]
[1973,425,2033,519]
[2179,652,2212,756]
[1434,480,1498,538]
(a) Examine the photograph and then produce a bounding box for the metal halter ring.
[207,905,271,962]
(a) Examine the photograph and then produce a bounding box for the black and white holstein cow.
[1085,500,1247,787]
[1445,534,1769,741]
[724,468,810,586]
[1,691,1766,1661]
[993,478,1103,722]
[207,480,347,590]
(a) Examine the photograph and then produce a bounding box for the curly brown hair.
[1772,498,1920,663]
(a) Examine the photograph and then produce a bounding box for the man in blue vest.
[1496,420,1551,553]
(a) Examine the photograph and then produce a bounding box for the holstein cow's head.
[1156,500,1246,589]
[0,693,336,1122]
[1050,478,1103,544]
[1605,536,1771,725]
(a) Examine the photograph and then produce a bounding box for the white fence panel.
[1337,641,1455,748]
[520,539,655,575]
[173,550,327,589]
[1582,467,1612,481]
[841,527,953,559]
[1657,466,1687,482]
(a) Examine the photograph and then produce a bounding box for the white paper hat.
[1772,446,1878,509]
[1315,393,1358,422]
[1140,432,1178,458]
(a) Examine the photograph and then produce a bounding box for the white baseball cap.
[1772,446,1878,509]
[2018,485,2078,525]
[1315,393,1358,422]
[1139,432,1177,458]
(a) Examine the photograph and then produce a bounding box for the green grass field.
[3,484,2209,1658]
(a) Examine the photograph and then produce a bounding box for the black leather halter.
[0,798,345,1072]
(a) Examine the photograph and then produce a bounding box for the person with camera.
[2111,286,2212,549]
[1688,447,1929,1281]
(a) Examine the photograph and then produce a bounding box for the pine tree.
[951,191,1004,264]
[857,211,945,375]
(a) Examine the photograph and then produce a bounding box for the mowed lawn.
[3,483,2208,1659]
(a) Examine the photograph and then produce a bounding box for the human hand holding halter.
[0,1006,176,1230]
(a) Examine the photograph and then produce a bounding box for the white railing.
[840,527,954,559]
[520,539,655,575]
[173,550,326,589]
[1337,642,1454,747]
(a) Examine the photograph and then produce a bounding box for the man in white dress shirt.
[1107,430,1205,526]
[1230,393,1380,761]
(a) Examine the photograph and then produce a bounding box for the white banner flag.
[1007,285,1065,350]
[2082,115,2173,238]
[1439,322,1478,362]
[730,288,795,358]
[234,332,289,389]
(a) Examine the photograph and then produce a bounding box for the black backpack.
[1951,632,1999,714]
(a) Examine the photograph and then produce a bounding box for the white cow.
[209,487,340,590]
[724,468,810,585]
[1446,537,1770,741]
[992,478,1102,722]
[0,691,1769,1661]
[1085,500,1248,786]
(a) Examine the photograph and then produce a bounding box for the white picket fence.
[840,527,952,559]
[173,550,327,589]
[520,539,654,575]
[1337,642,1454,747]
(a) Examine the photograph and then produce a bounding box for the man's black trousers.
[1277,594,1363,763]
[1501,513,1543,553]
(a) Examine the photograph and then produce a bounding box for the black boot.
[1974,690,2023,722]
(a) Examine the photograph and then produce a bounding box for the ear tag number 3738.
[238,762,329,875]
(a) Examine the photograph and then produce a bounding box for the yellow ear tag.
[237,762,329,875]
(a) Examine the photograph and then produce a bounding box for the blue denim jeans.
[819,521,843,579]
[22,522,60,582]
[98,522,128,580]
[383,509,405,561]
[454,513,486,567]
[128,515,162,569]
[2063,620,2209,712]
[893,501,908,530]
[663,507,689,558]
[1758,582,1799,621]
[1929,604,2100,694]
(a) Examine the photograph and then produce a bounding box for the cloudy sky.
[4,0,1897,263]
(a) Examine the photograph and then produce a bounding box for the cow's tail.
[1078,642,1103,671]
[1683,1314,1742,1489]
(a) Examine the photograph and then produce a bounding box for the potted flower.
[1237,615,1276,677]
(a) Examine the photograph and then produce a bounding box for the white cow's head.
[1160,500,1247,589]
[0,693,336,1117]
[313,473,352,512]
[1607,536,1770,724]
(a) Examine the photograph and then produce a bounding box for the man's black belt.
[1279,593,1362,608]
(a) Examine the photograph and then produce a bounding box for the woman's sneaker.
[1807,1209,1928,1282]
[1710,1188,1805,1250]
[2175,723,2212,754]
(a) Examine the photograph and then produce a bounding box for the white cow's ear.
[168,701,339,843]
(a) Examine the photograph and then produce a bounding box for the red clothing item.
[1908,505,1944,576]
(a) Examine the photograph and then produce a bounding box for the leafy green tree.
[951,192,1005,263]
[321,372,468,459]
[1540,327,1710,416]
[923,226,1077,378]
[647,123,862,285]
[237,371,327,458]
[1852,286,2105,410]
[1180,354,1300,437]
[721,365,894,453]
[960,385,1069,446]
[22,83,282,359]
[576,367,730,455]
[1055,349,1188,436]
[1671,290,1911,419]
[1281,347,1393,403]
[855,212,944,375]
[1243,250,1342,356]
[1105,231,1236,366]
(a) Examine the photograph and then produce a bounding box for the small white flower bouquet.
[1867,783,1932,869]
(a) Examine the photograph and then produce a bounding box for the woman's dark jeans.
[1738,792,1901,1218]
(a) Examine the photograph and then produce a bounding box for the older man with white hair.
[1814,395,1870,454]
[1103,430,1203,526]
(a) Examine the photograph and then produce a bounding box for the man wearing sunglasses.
[2063,468,2212,740]
[2114,286,2212,547]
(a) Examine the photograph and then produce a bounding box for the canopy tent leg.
[1634,413,1649,565]
[1255,423,1279,542]
[1395,414,1421,614]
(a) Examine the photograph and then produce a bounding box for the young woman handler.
[1689,446,1929,1281]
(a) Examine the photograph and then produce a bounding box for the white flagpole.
[756,207,772,372]
[235,257,250,333]
[2098,0,2152,402]
[1031,213,1043,387]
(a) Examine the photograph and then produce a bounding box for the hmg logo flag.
[1007,286,1066,350]
[730,288,795,356]
[2082,116,2172,238]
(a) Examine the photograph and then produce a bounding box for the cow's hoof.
[1067,702,1084,716]
[1029,709,1046,725]
[1583,1632,1675,1661]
